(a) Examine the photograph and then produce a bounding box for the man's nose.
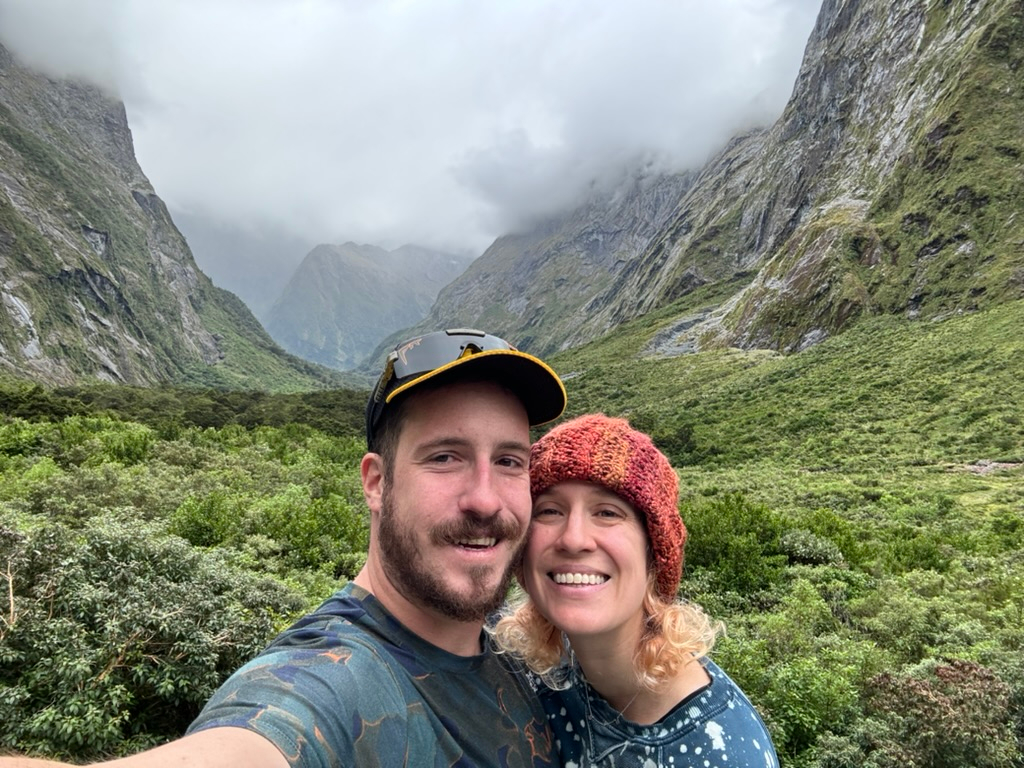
[459,464,503,518]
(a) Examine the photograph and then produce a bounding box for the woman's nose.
[554,509,594,552]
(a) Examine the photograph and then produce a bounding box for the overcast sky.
[0,0,822,309]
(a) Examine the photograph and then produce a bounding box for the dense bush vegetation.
[2,300,1023,764]
[555,298,1024,766]
[0,382,368,438]
[0,516,306,759]
[0,412,369,759]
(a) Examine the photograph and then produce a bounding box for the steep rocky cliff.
[264,243,472,370]
[421,0,1024,357]
[418,169,696,353]
[0,44,340,391]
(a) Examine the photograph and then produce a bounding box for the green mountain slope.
[552,295,1024,474]
[0,44,346,393]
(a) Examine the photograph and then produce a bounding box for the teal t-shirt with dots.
[537,658,778,767]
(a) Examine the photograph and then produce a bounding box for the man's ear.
[361,452,384,515]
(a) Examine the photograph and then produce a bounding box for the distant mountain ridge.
[412,0,1024,357]
[0,43,343,392]
[264,242,473,370]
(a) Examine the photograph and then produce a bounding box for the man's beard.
[377,486,525,622]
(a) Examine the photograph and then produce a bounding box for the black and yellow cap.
[365,328,566,450]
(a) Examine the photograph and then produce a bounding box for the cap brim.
[386,348,566,428]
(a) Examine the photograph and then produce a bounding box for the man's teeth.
[553,573,608,585]
[458,537,497,547]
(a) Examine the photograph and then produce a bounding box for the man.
[1,328,566,768]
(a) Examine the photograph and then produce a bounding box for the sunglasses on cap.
[373,329,516,398]
[366,329,521,447]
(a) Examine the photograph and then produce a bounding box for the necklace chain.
[572,650,643,764]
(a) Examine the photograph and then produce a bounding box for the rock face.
[264,243,473,370]
[420,171,696,354]
[420,0,1024,357]
[0,44,336,391]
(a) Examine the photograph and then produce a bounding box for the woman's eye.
[532,507,561,519]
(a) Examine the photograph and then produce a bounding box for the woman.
[493,414,778,767]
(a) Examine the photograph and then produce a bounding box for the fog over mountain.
[0,0,822,304]
[171,211,315,320]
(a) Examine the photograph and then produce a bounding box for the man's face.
[375,380,532,622]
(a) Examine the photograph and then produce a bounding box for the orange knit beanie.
[529,413,685,600]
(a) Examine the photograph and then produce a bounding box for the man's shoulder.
[259,583,390,655]
[214,588,411,710]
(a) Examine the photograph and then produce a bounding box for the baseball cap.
[365,328,566,450]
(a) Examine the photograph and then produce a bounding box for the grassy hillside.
[553,292,1024,469]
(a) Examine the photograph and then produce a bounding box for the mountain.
[264,242,473,370]
[418,170,696,353]
[0,43,345,392]
[5,0,1021,390]
[415,0,1024,357]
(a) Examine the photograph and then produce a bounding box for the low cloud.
[0,0,823,256]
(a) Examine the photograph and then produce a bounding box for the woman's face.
[523,480,650,648]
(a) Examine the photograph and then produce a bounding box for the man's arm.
[0,727,289,768]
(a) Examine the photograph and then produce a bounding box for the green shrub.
[682,492,787,593]
[0,514,305,760]
[781,529,846,566]
[793,507,871,566]
[884,524,955,573]
[763,655,861,758]
[245,484,368,571]
[168,492,239,547]
[991,509,1024,549]
[628,410,704,465]
[94,422,155,466]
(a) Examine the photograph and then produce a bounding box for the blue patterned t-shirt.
[189,583,555,768]
[537,659,778,767]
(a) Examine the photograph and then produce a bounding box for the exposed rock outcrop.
[420,0,1024,358]
[417,169,695,353]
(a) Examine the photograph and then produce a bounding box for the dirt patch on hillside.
[954,459,1024,475]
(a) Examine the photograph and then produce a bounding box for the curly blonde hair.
[490,574,723,692]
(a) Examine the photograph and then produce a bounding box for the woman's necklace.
[573,649,644,765]
[581,674,641,726]
[580,678,648,766]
